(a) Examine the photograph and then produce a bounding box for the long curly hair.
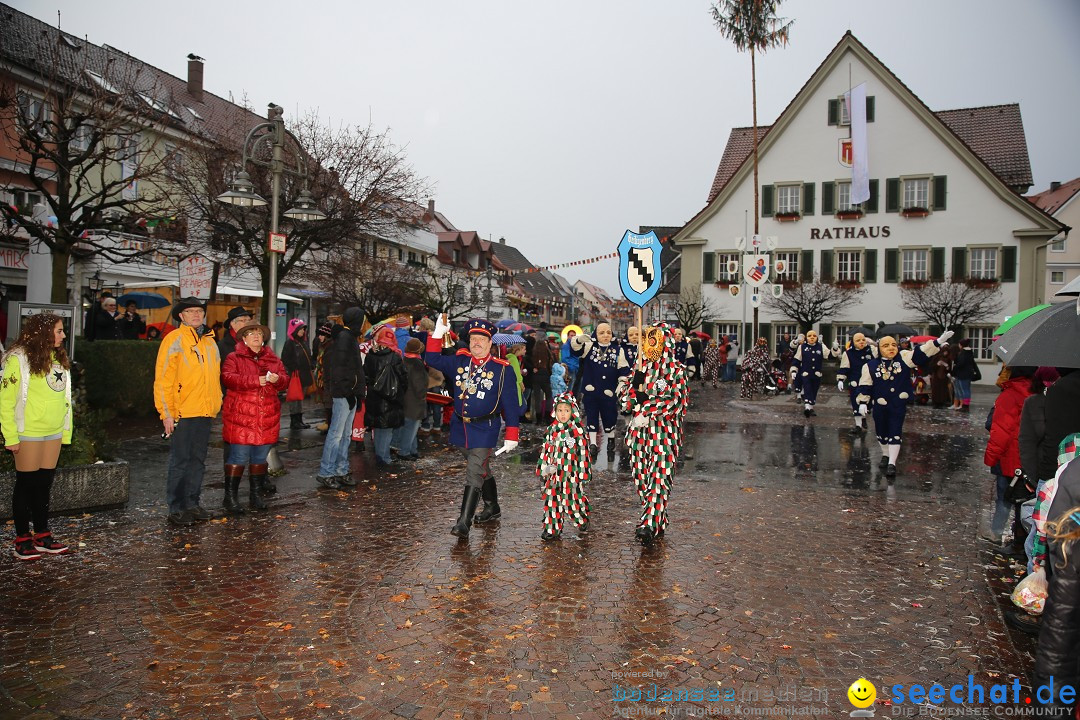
[7,313,70,375]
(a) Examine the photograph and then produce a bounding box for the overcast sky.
[12,0,1080,295]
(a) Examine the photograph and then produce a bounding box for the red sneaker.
[32,532,69,555]
[12,535,41,561]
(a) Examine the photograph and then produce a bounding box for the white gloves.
[831,342,841,355]
[540,463,556,477]
[570,334,585,350]
[494,439,519,456]
[837,380,846,392]
[858,404,868,416]
[795,334,805,345]
[936,329,954,345]
[432,314,451,340]
[631,414,649,429]
[789,368,798,382]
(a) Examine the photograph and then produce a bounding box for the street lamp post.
[216,105,325,343]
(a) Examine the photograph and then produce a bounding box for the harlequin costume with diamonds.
[621,323,687,546]
[570,322,620,461]
[535,393,591,540]
[856,331,951,476]
[425,317,521,537]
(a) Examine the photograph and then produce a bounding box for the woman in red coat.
[983,365,1036,545]
[221,324,288,513]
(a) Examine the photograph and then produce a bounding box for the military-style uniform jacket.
[856,341,941,407]
[838,345,877,388]
[425,337,520,449]
[792,341,833,378]
[570,334,620,397]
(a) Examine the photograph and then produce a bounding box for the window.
[407,251,419,266]
[137,93,181,120]
[715,252,740,282]
[833,325,865,348]
[10,189,45,215]
[453,249,461,264]
[836,182,855,212]
[1051,271,1065,284]
[901,249,928,281]
[838,95,851,126]
[902,177,930,210]
[357,240,368,257]
[453,285,465,303]
[85,69,119,93]
[968,327,995,361]
[185,106,203,121]
[774,251,799,281]
[969,248,998,279]
[16,91,49,136]
[1051,237,1066,252]
[836,251,862,282]
[774,324,797,349]
[397,247,404,262]
[776,184,801,215]
[164,142,183,177]
[716,323,739,342]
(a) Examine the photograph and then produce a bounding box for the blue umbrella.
[491,333,526,346]
[117,291,170,309]
[495,319,517,329]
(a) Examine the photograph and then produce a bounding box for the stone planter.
[0,460,129,521]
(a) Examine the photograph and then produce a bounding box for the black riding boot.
[451,486,481,538]
[248,463,269,511]
[223,464,246,516]
[290,413,310,429]
[258,461,277,495]
[473,476,501,523]
[606,434,616,462]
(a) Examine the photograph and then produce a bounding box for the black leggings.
[11,468,55,536]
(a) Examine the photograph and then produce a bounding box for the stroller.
[763,360,790,396]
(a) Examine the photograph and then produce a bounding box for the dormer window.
[85,69,118,93]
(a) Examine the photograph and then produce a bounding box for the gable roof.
[685,32,1060,241]
[490,240,534,272]
[1028,177,1080,216]
[435,231,510,272]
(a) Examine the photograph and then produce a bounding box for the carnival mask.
[853,333,867,350]
[642,326,665,362]
[626,326,641,345]
[596,323,613,345]
[878,337,898,359]
[806,330,818,345]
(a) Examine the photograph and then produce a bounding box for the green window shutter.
[931,247,946,281]
[762,184,774,217]
[933,175,947,211]
[952,247,968,281]
[828,98,839,126]
[884,248,899,282]
[1001,246,1017,282]
[800,249,814,282]
[886,178,900,212]
[866,96,875,123]
[821,249,835,283]
[863,249,877,283]
[821,181,835,215]
[702,251,716,283]
[803,182,815,216]
[819,324,833,347]
[865,179,879,213]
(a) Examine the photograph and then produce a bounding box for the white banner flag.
[847,83,870,205]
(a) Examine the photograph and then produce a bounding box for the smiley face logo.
[847,678,876,709]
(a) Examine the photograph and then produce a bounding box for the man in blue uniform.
[426,315,521,538]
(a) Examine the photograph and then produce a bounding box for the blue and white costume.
[570,330,620,457]
[838,343,878,429]
[792,339,836,416]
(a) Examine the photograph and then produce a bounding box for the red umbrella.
[909,335,935,344]
[690,330,712,341]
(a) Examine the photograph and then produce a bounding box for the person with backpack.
[364,325,408,468]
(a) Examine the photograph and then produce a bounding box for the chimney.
[187,54,204,102]
[1051,181,1061,192]
[499,237,506,244]
[427,199,435,216]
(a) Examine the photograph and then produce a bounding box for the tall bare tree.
[900,281,1007,332]
[763,274,865,332]
[418,265,488,321]
[0,33,179,301]
[307,245,428,322]
[672,286,720,332]
[175,111,431,321]
[711,0,793,338]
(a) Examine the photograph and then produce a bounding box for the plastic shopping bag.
[1011,568,1047,615]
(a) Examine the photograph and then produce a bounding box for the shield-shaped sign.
[770,283,784,299]
[751,292,762,308]
[839,138,853,168]
[726,259,739,276]
[617,229,663,307]
[743,254,770,287]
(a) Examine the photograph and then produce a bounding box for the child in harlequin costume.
[837,332,877,431]
[856,330,953,477]
[570,322,620,462]
[622,323,688,546]
[536,393,591,541]
[791,330,839,418]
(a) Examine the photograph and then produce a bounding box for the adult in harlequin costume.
[739,338,771,400]
[536,393,591,541]
[791,330,838,418]
[570,321,620,462]
[856,330,953,477]
[837,332,877,432]
[621,323,688,546]
[425,315,521,538]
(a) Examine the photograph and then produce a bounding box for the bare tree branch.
[899,281,1008,330]
[673,286,720,331]
[763,275,867,332]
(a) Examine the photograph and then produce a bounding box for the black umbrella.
[874,323,917,339]
[991,299,1080,368]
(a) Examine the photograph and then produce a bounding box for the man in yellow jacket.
[154,297,222,526]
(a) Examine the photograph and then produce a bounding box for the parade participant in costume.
[837,332,877,432]
[622,323,688,546]
[856,331,953,477]
[616,326,640,387]
[671,327,698,379]
[739,337,771,400]
[536,393,591,541]
[702,339,721,389]
[426,315,521,538]
[570,321,621,462]
[791,330,838,417]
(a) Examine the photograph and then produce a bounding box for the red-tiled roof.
[707,126,772,205]
[1028,178,1080,216]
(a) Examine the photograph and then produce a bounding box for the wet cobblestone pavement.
[1,384,1036,719]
